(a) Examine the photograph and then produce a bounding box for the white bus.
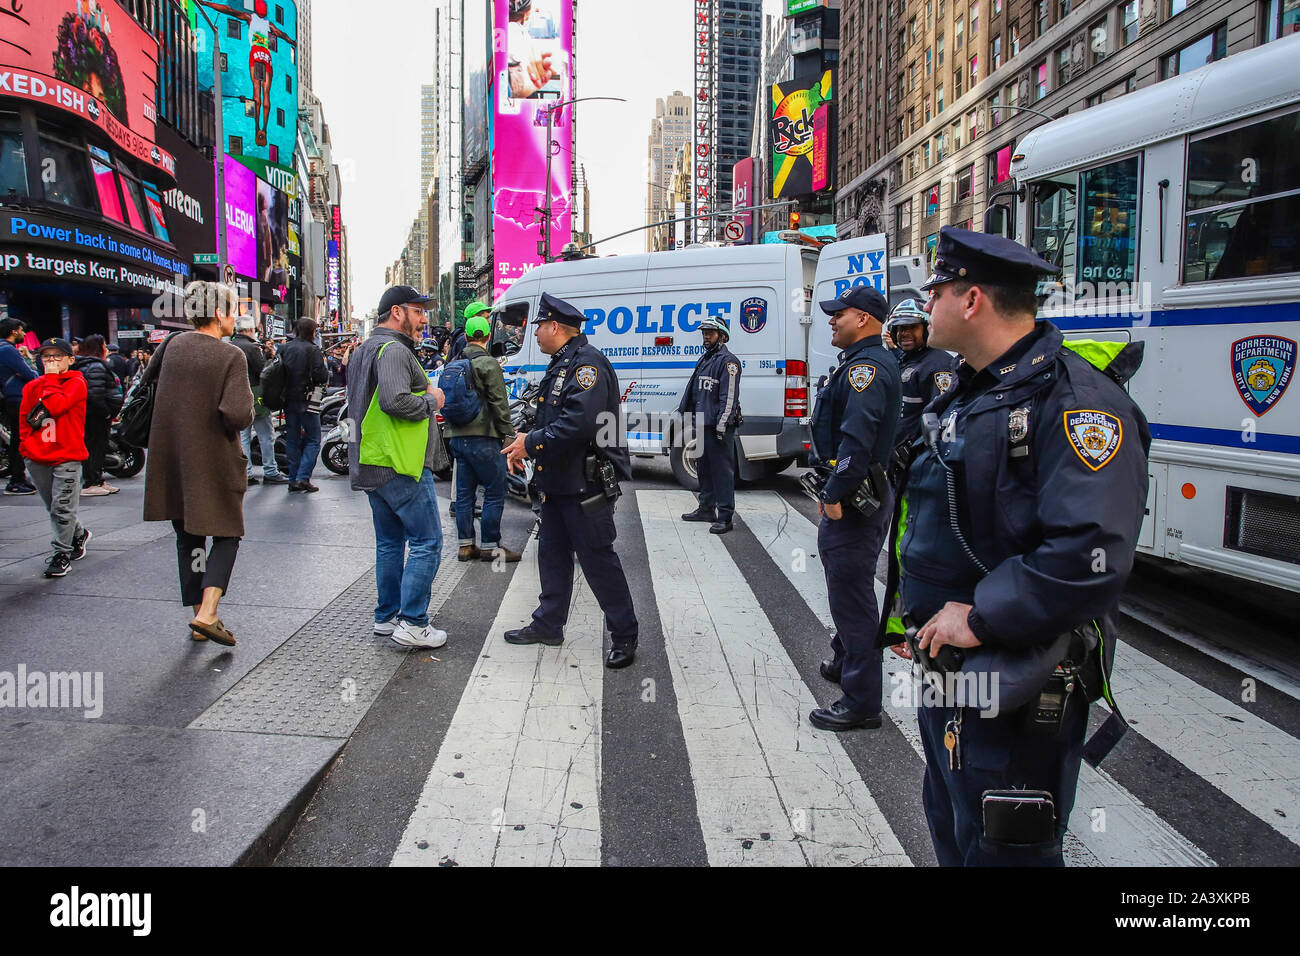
[1001,33,1300,592]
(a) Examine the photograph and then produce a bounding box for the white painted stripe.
[638,489,910,866]
[735,489,1214,867]
[391,537,603,867]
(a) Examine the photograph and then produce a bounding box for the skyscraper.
[646,92,692,251]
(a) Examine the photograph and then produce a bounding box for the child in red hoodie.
[19,338,91,578]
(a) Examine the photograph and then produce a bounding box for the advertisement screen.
[153,122,217,263]
[257,178,290,300]
[0,0,173,176]
[141,182,170,244]
[492,0,573,301]
[731,157,754,245]
[88,147,126,225]
[770,71,835,200]
[224,156,258,280]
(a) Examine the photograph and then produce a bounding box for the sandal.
[189,617,236,647]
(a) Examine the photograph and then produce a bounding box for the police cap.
[921,226,1059,291]
[818,285,889,321]
[537,292,586,328]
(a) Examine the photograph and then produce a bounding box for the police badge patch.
[933,370,954,393]
[726,361,740,376]
[740,297,768,333]
[1008,406,1030,443]
[848,364,876,391]
[901,366,916,382]
[575,365,598,390]
[1232,335,1296,417]
[1064,410,1122,471]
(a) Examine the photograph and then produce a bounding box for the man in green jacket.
[444,315,521,563]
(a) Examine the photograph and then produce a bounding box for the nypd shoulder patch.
[726,361,740,376]
[575,365,598,390]
[933,370,954,393]
[848,364,876,392]
[1064,409,1122,471]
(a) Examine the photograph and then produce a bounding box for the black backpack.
[259,354,287,411]
[117,332,179,448]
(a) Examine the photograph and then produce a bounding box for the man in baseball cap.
[377,285,435,319]
[818,285,889,321]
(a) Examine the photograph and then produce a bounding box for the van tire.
[669,443,701,491]
[765,456,795,478]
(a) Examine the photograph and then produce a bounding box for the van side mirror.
[984,203,1013,239]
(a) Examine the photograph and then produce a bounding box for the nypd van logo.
[848,364,875,391]
[1064,410,1122,471]
[934,370,954,393]
[1232,336,1295,417]
[575,365,598,390]
[740,297,768,333]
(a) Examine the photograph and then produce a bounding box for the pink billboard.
[731,157,754,245]
[492,0,573,301]
[223,156,258,280]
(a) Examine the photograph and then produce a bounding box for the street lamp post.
[541,96,625,263]
[191,2,227,279]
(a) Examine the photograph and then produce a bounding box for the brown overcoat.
[143,331,255,537]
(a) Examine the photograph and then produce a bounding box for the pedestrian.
[2,317,39,495]
[807,286,901,732]
[278,317,329,492]
[677,315,742,534]
[73,335,123,497]
[106,343,132,384]
[502,293,638,669]
[879,226,1149,866]
[346,285,451,649]
[443,312,521,563]
[229,315,288,486]
[886,298,957,448]
[143,281,255,647]
[19,338,92,578]
[451,303,484,361]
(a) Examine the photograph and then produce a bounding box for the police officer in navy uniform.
[502,293,639,669]
[886,298,957,447]
[678,316,742,534]
[877,226,1150,865]
[807,286,901,732]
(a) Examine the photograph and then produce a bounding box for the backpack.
[259,354,287,411]
[438,358,482,425]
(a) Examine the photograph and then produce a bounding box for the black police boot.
[504,625,564,646]
[709,518,733,534]
[809,700,882,732]
[820,658,842,684]
[605,644,637,669]
[681,506,716,522]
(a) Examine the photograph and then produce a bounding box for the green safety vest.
[358,341,429,480]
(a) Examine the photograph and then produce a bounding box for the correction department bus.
[998,33,1300,592]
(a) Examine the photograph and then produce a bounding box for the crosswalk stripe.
[391,536,604,867]
[637,489,911,866]
[735,489,1215,867]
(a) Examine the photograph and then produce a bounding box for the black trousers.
[83,413,109,487]
[172,521,240,607]
[697,425,737,521]
[531,493,638,646]
[3,399,25,483]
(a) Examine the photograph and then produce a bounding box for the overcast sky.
[312,0,783,316]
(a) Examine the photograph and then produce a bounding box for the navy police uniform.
[877,227,1150,865]
[897,344,957,446]
[677,328,742,526]
[521,294,638,651]
[809,286,901,725]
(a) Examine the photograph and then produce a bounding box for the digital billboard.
[327,205,341,316]
[0,0,174,177]
[257,177,290,301]
[770,70,835,199]
[492,0,573,301]
[731,158,754,245]
[224,155,258,280]
[154,121,218,264]
[463,0,491,167]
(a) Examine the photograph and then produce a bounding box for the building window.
[972,1,980,37]
[938,86,945,113]
[1121,1,1140,44]
[1060,0,1073,17]
[1090,19,1110,65]
[1037,0,1049,35]
[275,4,285,24]
[1007,78,1020,108]
[1265,0,1300,40]
[956,15,965,48]
[1057,44,1072,84]
[926,96,933,122]
[895,198,913,238]
[229,135,243,155]
[926,231,939,255]
[927,48,933,75]
[991,91,1002,125]
[953,118,964,150]
[988,143,1015,192]
[277,107,285,127]
[910,15,918,43]
[957,164,975,201]
[227,19,241,39]
[971,54,979,84]
[1160,23,1227,77]
[270,144,279,164]
[1034,60,1048,99]
[908,108,916,134]
[939,35,946,66]
[1086,73,1136,105]
[926,183,941,216]
[969,107,981,140]
[0,114,26,198]
[955,67,964,96]
[992,36,1002,69]
[1169,0,1189,15]
[37,132,94,211]
[924,140,932,166]
[995,0,1003,14]
[286,75,293,94]
[936,132,945,162]
[1011,24,1020,56]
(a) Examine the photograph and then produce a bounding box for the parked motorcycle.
[319,387,347,430]
[320,397,455,480]
[506,378,541,503]
[104,419,145,478]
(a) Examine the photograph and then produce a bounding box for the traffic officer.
[677,315,742,534]
[887,298,957,447]
[502,292,639,669]
[807,285,901,732]
[877,226,1150,865]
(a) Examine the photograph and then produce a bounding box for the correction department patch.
[848,364,876,391]
[726,361,740,377]
[740,297,768,333]
[1064,410,1122,471]
[575,365,598,390]
[934,370,954,393]
[1232,335,1295,417]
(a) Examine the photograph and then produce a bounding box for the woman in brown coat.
[144,281,254,646]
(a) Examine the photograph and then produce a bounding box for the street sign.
[148,330,168,344]
[723,220,745,241]
[224,265,236,286]
[116,329,144,339]
[193,254,219,265]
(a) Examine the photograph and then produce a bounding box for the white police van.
[494,234,890,489]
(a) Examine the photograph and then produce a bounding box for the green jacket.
[443,343,513,441]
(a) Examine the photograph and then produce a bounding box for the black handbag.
[117,332,178,448]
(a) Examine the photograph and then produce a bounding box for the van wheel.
[669,442,701,491]
[766,456,795,478]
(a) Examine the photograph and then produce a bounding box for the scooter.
[320,398,454,480]
[505,379,541,503]
[104,419,145,478]
[319,387,347,430]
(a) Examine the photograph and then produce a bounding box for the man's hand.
[917,602,982,658]
[427,385,445,409]
[881,328,895,350]
[890,642,912,660]
[503,431,529,474]
[821,500,843,521]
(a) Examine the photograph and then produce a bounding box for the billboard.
[731,158,755,245]
[154,122,217,263]
[785,0,826,14]
[224,155,258,280]
[326,205,341,316]
[492,0,573,301]
[463,0,491,166]
[770,70,835,199]
[256,178,290,301]
[0,0,174,177]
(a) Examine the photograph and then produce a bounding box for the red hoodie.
[19,371,88,465]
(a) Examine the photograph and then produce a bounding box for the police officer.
[877,226,1149,865]
[807,286,901,732]
[677,316,742,534]
[887,298,957,446]
[502,293,639,669]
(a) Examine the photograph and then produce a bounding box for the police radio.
[797,461,889,517]
[580,450,622,516]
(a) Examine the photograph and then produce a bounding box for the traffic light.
[789,210,802,230]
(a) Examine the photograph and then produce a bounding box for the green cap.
[465,315,491,339]
[464,301,490,320]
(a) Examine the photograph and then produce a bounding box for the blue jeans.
[242,414,282,478]
[448,435,506,548]
[367,468,443,627]
[284,405,321,482]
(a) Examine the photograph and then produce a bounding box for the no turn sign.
[723,220,745,242]
[224,264,236,286]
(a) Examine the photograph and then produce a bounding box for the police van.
[493,234,890,489]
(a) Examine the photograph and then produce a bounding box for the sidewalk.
[0,465,429,865]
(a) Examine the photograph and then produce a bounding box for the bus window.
[1079,156,1140,289]
[1029,173,1077,279]
[1184,109,1300,282]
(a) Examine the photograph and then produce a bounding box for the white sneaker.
[373,618,397,636]
[390,620,448,649]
